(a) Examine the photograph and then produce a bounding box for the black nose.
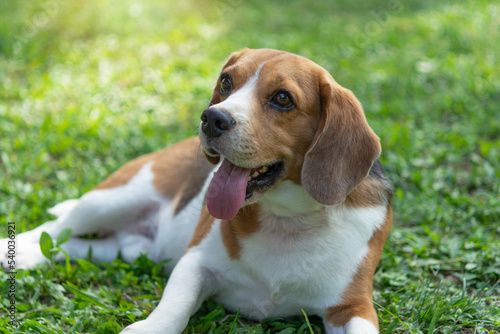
[200,108,235,138]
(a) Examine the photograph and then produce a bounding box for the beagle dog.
[1,48,392,333]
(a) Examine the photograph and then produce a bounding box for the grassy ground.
[0,0,499,333]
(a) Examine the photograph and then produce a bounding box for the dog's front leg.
[121,251,215,334]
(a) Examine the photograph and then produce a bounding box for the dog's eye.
[220,76,232,95]
[271,91,294,110]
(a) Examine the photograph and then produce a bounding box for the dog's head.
[199,48,381,220]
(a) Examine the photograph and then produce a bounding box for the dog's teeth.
[252,171,260,178]
[260,166,268,173]
[248,176,252,181]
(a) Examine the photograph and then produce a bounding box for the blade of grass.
[301,309,314,334]
[427,311,438,334]
[228,308,240,334]
[62,282,114,313]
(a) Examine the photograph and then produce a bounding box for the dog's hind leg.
[1,162,167,269]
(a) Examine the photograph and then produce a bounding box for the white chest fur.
[199,181,387,320]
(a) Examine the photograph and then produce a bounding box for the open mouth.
[205,152,284,220]
[245,161,284,199]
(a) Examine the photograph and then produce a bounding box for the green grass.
[1,0,499,333]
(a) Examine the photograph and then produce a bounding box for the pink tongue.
[207,159,251,220]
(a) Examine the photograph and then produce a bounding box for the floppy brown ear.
[301,75,381,205]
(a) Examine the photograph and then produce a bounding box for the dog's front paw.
[121,319,183,334]
[120,325,138,334]
[344,317,378,334]
[120,323,139,333]
[120,320,158,334]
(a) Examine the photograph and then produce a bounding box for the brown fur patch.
[220,221,240,260]
[94,154,155,190]
[345,177,389,208]
[325,205,393,328]
[220,205,262,259]
[327,299,379,329]
[150,137,214,214]
[188,204,215,249]
[95,137,214,215]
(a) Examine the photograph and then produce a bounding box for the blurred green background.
[0,0,499,333]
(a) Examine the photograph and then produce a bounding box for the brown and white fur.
[1,48,392,333]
